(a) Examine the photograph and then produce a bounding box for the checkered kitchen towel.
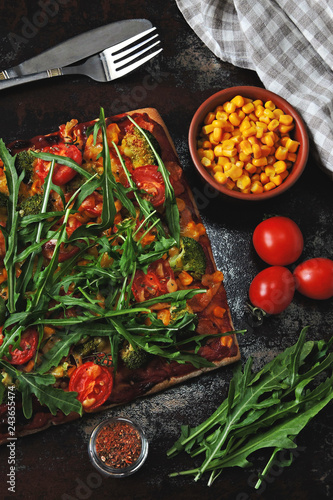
[176,0,333,180]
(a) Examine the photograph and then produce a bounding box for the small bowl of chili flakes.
[188,86,309,201]
[88,416,149,477]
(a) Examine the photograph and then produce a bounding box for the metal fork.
[0,27,162,90]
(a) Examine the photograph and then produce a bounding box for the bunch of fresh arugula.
[167,327,333,488]
[0,108,238,420]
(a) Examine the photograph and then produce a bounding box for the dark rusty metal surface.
[0,1,332,499]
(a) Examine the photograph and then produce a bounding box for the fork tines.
[103,27,162,78]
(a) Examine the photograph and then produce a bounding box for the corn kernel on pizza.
[0,108,240,442]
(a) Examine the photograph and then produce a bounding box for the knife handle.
[0,70,14,80]
[0,68,63,90]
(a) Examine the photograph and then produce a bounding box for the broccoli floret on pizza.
[73,337,108,358]
[18,193,43,216]
[170,302,196,323]
[18,193,44,217]
[120,341,150,370]
[169,236,207,280]
[18,192,56,217]
[15,149,35,182]
[121,128,161,168]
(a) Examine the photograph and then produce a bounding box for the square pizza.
[0,107,240,442]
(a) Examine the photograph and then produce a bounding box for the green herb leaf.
[0,362,82,418]
[112,140,165,234]
[31,150,92,179]
[86,108,120,232]
[37,331,84,374]
[0,325,25,360]
[127,116,180,245]
[139,289,207,308]
[0,140,25,312]
[168,328,333,486]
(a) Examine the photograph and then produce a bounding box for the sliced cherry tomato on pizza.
[35,143,82,186]
[132,259,175,302]
[249,266,295,315]
[6,327,39,365]
[148,259,174,288]
[68,361,113,411]
[65,216,82,237]
[42,217,82,262]
[132,165,165,207]
[43,239,80,262]
[132,270,162,302]
[79,191,103,217]
[253,216,304,266]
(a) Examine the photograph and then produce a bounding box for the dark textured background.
[0,1,332,499]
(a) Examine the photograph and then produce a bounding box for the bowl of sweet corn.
[189,86,309,200]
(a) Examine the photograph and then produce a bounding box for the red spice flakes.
[95,420,142,469]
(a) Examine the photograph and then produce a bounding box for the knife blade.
[0,18,152,80]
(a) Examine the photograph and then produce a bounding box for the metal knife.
[0,18,152,80]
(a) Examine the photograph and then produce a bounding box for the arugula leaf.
[93,108,117,231]
[0,362,82,419]
[168,328,333,487]
[127,115,180,245]
[17,159,57,299]
[112,140,166,237]
[139,288,207,308]
[0,140,25,312]
[289,325,308,386]
[19,372,82,419]
[37,331,84,374]
[32,305,150,327]
[31,209,70,309]
[110,318,215,369]
[86,107,137,229]
[119,228,137,276]
[31,150,92,179]
[0,325,25,360]
[18,210,66,227]
[137,236,176,268]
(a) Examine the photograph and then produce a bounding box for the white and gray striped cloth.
[176,0,333,180]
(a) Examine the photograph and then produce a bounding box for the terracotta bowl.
[188,86,309,201]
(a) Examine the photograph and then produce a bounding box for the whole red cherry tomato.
[253,216,304,266]
[132,165,165,207]
[293,257,333,300]
[249,266,295,315]
[35,143,82,186]
[5,327,39,365]
[68,361,113,411]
